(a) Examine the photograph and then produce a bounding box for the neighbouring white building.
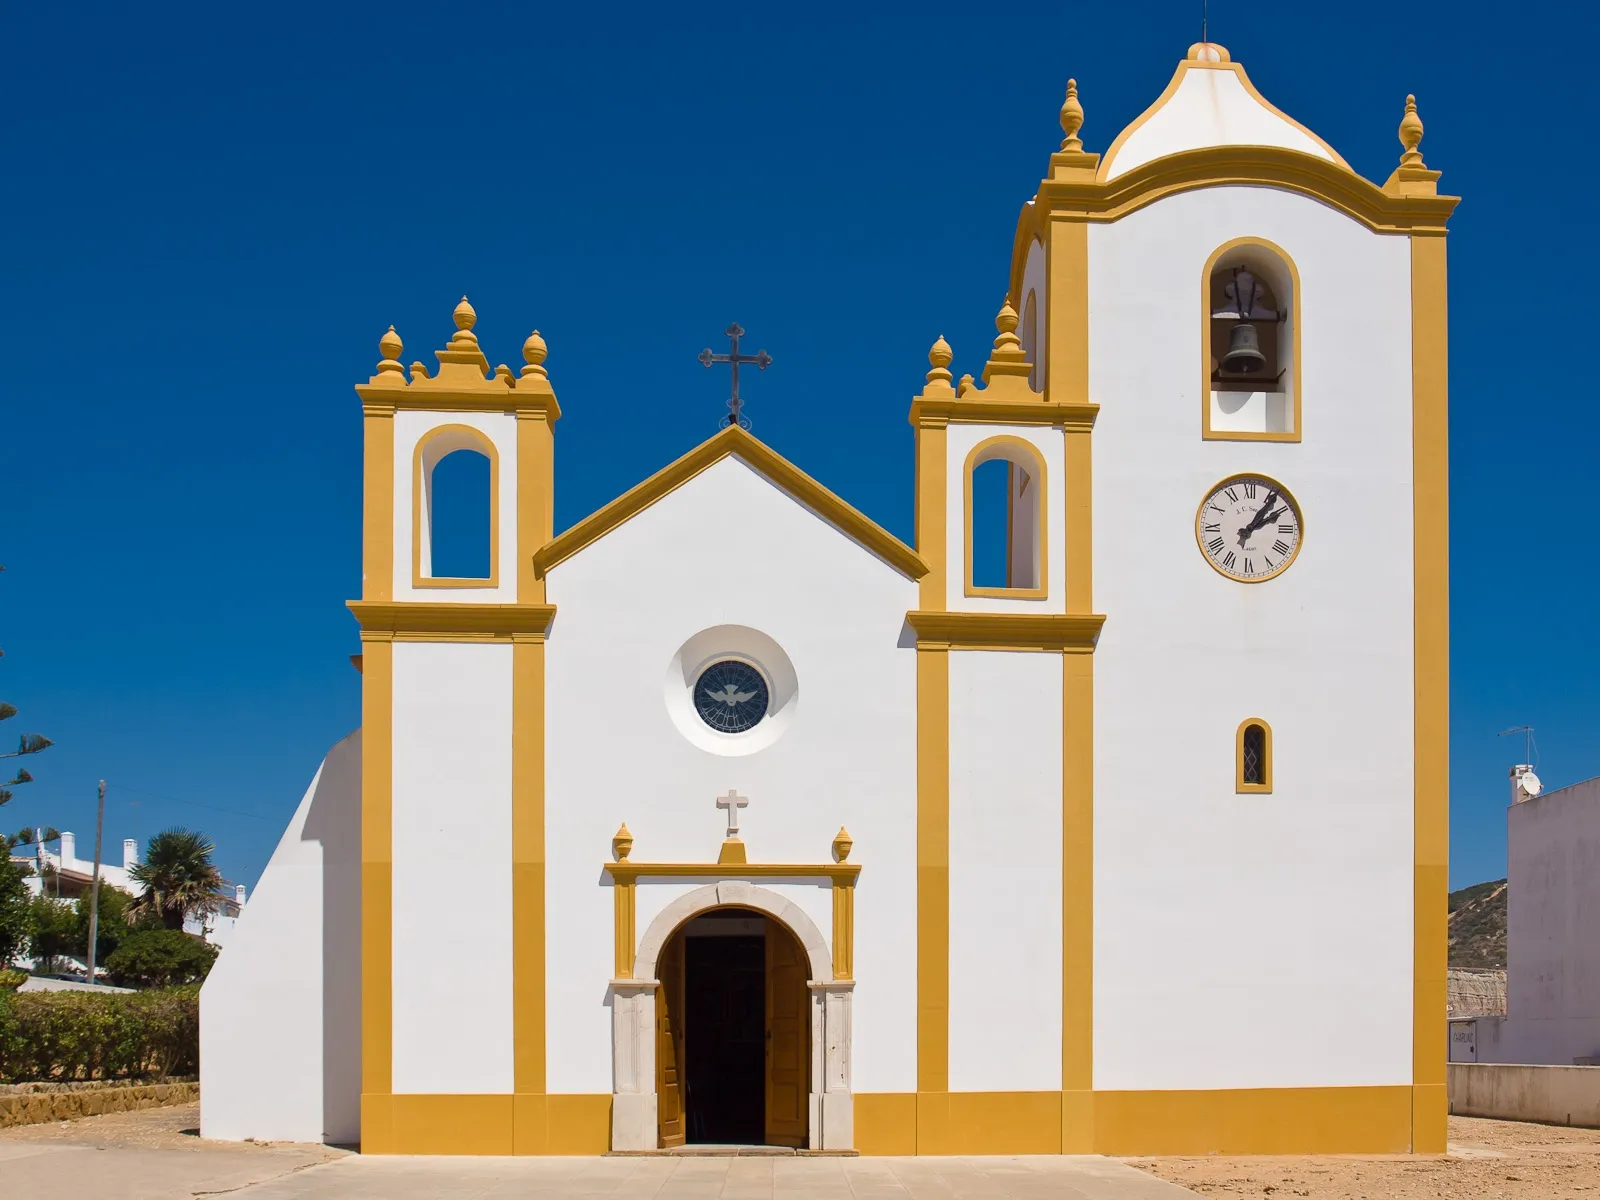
[12,833,247,958]
[1453,769,1600,1067]
[201,41,1457,1156]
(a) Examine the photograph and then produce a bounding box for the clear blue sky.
[2,1,1588,892]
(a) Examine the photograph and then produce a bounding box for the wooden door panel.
[764,923,808,1147]
[656,933,685,1147]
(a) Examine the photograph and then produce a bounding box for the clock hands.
[1234,489,1283,549]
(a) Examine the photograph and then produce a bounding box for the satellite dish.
[1521,771,1543,797]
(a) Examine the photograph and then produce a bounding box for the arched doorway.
[654,906,809,1148]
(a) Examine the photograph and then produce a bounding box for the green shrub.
[105,930,217,989]
[0,986,198,1083]
[0,967,25,990]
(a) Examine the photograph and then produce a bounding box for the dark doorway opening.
[683,913,765,1144]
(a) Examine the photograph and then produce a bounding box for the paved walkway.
[0,1142,1198,1199]
[227,1152,1200,1198]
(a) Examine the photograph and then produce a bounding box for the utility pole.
[86,780,105,986]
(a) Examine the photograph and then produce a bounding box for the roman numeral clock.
[1195,474,1303,583]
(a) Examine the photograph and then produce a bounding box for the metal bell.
[1220,321,1266,374]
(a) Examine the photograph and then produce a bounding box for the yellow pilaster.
[1410,232,1450,1154]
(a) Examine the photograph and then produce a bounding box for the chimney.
[59,832,76,867]
[1510,764,1541,804]
[123,839,138,870]
[235,884,247,905]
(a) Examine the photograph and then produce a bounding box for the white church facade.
[200,42,1456,1156]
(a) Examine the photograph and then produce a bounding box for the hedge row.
[0,986,198,1084]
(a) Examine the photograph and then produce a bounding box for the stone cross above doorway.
[716,789,748,838]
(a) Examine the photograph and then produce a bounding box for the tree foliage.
[0,854,29,968]
[0,565,52,835]
[128,828,226,931]
[104,929,217,989]
[26,895,78,973]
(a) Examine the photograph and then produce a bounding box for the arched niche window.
[413,424,499,587]
[1021,288,1040,392]
[1204,238,1301,442]
[1236,718,1273,794]
[964,436,1047,598]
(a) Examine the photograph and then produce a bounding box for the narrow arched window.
[964,436,1046,598]
[414,425,499,587]
[1236,719,1273,794]
[1021,288,1039,392]
[1204,238,1301,441]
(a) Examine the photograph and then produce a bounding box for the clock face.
[693,660,770,734]
[1195,474,1303,582]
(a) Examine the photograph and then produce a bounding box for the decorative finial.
[446,296,480,354]
[832,826,853,863]
[494,364,514,383]
[521,330,548,379]
[612,822,633,862]
[993,301,1022,352]
[957,373,976,397]
[1398,94,1426,168]
[927,336,953,386]
[1059,79,1084,151]
[377,325,405,375]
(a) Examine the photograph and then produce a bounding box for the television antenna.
[1497,724,1537,766]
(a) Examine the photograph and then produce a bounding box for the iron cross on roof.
[699,323,771,430]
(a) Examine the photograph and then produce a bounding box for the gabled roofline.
[532,425,929,581]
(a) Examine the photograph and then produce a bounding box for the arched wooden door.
[764,920,808,1147]
[655,932,685,1147]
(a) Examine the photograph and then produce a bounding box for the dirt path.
[1130,1116,1600,1198]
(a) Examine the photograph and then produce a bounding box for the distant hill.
[1449,879,1507,969]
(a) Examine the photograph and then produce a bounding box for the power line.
[105,781,280,822]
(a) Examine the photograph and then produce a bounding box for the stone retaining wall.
[0,1081,198,1128]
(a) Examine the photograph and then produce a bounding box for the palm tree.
[128,828,226,931]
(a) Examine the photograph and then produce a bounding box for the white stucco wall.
[200,732,362,1144]
[948,650,1063,1092]
[391,409,519,602]
[545,455,920,1097]
[944,423,1066,612]
[1087,185,1416,1090]
[391,641,515,1093]
[1484,779,1600,1065]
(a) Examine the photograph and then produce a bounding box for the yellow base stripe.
[361,1095,612,1156]
[851,1087,1417,1157]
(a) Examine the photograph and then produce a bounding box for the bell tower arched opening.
[1203,237,1302,441]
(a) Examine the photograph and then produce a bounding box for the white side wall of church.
[944,422,1066,612]
[947,650,1063,1092]
[545,457,919,1096]
[391,641,516,1093]
[1086,186,1415,1090]
[200,732,362,1143]
[391,409,518,602]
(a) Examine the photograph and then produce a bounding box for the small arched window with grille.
[1236,718,1273,794]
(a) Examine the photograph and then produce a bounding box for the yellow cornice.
[905,610,1106,652]
[909,396,1098,431]
[357,388,562,421]
[534,424,928,580]
[602,861,861,884]
[347,600,557,642]
[1032,145,1457,234]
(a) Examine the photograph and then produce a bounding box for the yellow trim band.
[910,397,1098,431]
[906,610,1105,653]
[348,601,556,642]
[1411,234,1450,1153]
[1035,146,1457,234]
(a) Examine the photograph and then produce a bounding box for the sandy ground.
[1130,1116,1600,1198]
[0,1098,344,1160]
